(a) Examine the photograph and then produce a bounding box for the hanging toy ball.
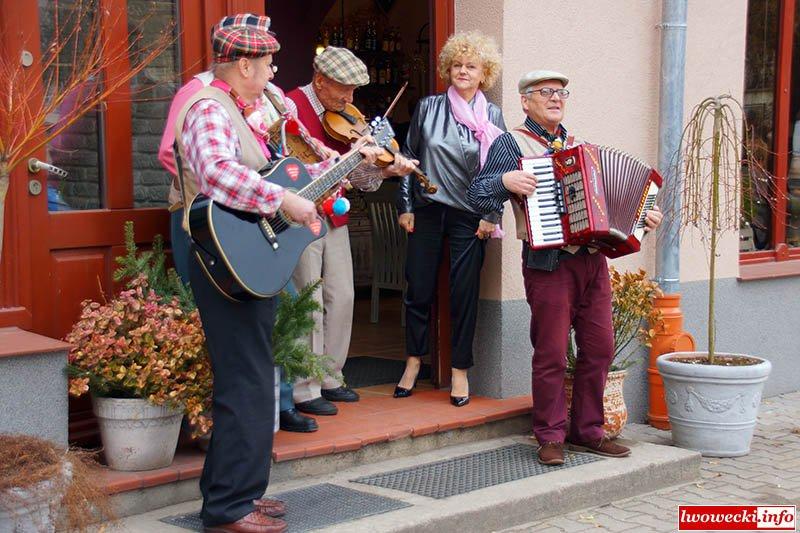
[321,196,335,216]
[332,197,351,216]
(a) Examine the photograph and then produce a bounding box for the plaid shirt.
[182,98,332,216]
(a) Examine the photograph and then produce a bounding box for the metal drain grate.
[160,483,410,532]
[352,443,603,499]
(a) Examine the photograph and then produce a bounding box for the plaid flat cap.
[211,13,271,40]
[219,13,271,32]
[313,46,369,86]
[213,26,280,63]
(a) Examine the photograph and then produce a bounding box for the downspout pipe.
[655,0,687,294]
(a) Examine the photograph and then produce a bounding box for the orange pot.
[648,294,695,429]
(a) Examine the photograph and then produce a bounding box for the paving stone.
[500,391,800,533]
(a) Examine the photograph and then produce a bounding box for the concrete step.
[107,403,531,519]
[113,425,701,532]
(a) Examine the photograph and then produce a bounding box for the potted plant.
[565,267,662,439]
[657,95,773,457]
[66,225,212,471]
[0,434,113,532]
[68,221,329,462]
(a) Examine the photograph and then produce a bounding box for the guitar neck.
[298,150,364,202]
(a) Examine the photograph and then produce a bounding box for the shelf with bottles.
[320,20,404,56]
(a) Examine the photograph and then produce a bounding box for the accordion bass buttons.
[553,180,566,215]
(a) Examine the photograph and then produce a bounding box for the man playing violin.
[286,46,417,416]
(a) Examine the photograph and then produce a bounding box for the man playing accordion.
[467,70,663,466]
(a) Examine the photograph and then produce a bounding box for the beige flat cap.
[313,46,369,87]
[518,70,569,94]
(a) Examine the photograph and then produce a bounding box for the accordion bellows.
[517,144,662,258]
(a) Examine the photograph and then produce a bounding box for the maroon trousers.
[522,250,614,444]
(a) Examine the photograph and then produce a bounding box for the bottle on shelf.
[369,57,378,84]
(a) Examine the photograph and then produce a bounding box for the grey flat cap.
[314,46,369,86]
[518,70,569,94]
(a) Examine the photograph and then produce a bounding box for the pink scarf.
[447,86,503,167]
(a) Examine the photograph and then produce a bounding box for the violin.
[322,101,438,194]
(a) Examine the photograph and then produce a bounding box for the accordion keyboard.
[632,181,660,241]
[521,157,565,247]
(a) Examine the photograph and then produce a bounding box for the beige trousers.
[291,224,355,403]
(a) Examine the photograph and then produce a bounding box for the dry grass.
[0,434,114,532]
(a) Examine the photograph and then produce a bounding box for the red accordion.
[517,144,662,258]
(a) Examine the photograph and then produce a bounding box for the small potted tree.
[657,95,773,457]
[565,267,661,438]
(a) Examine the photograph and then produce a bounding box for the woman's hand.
[475,219,495,240]
[398,213,415,233]
[644,205,663,232]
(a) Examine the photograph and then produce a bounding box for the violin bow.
[380,81,408,120]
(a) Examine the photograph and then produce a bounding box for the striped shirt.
[467,117,569,216]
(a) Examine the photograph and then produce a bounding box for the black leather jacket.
[397,93,505,222]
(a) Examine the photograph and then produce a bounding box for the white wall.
[454,0,748,299]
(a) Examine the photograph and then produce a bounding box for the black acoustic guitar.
[189,119,393,301]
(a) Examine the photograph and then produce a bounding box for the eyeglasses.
[526,87,570,99]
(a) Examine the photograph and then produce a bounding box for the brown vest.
[174,85,269,232]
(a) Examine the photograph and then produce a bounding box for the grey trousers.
[292,224,354,402]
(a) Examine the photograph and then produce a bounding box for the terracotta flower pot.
[564,369,628,439]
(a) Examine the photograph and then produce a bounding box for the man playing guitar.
[175,20,383,533]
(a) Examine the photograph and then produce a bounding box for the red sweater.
[287,87,350,227]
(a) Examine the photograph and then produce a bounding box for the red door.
[0,0,265,443]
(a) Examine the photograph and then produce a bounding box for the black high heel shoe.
[393,379,417,398]
[450,395,470,407]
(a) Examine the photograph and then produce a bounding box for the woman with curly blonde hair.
[395,30,505,406]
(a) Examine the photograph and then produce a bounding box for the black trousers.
[404,202,486,369]
[189,252,277,527]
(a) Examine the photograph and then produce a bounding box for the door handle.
[28,158,68,178]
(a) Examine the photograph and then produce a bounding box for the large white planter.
[657,352,771,457]
[92,397,182,471]
[0,462,71,533]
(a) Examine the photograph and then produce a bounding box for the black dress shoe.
[295,397,338,416]
[450,395,470,407]
[321,386,360,402]
[279,409,318,432]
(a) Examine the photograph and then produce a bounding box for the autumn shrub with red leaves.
[66,275,212,436]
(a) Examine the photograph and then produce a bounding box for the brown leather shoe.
[204,510,287,532]
[254,498,286,518]
[568,437,631,458]
[537,441,565,465]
